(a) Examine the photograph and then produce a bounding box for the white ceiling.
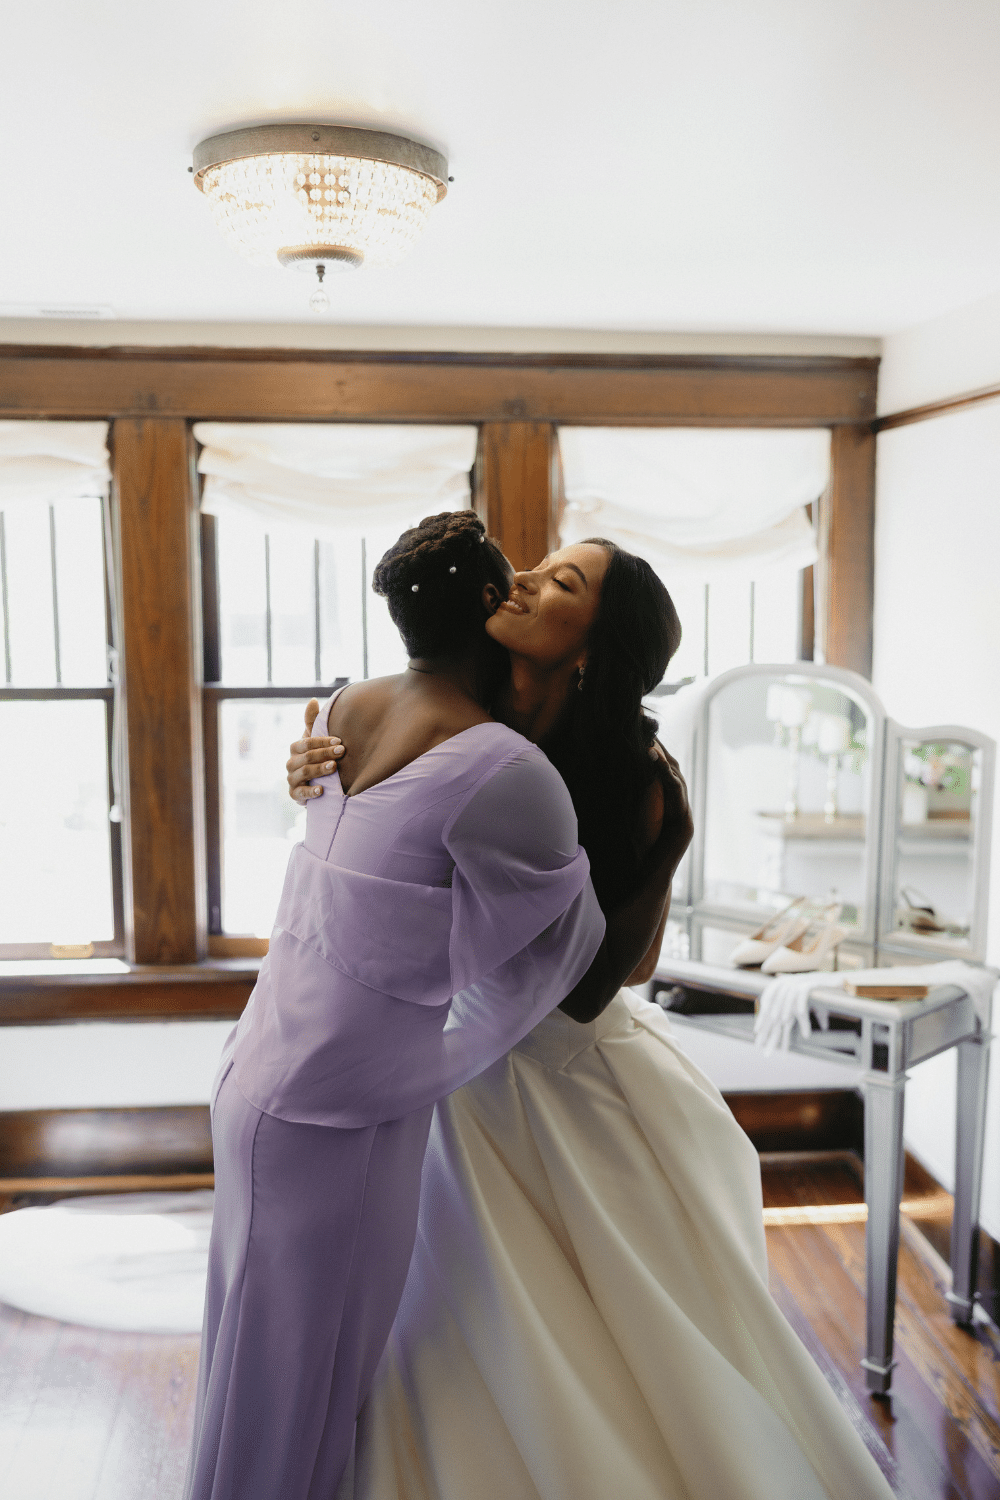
[1,0,998,338]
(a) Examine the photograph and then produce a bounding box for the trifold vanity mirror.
[664,663,995,971]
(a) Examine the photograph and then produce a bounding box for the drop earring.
[577,664,586,692]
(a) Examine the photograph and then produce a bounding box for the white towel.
[754,960,998,1054]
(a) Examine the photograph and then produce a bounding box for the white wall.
[0,1012,863,1114]
[874,300,1000,1241]
[877,288,1000,415]
[0,1022,236,1110]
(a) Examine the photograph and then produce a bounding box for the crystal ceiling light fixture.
[192,123,449,312]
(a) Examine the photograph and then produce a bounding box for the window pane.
[217,518,268,685]
[364,525,412,679]
[662,580,706,681]
[52,497,108,686]
[269,529,318,686]
[1,498,108,688]
[3,505,57,685]
[753,566,801,664]
[707,580,755,679]
[319,534,362,683]
[214,520,414,687]
[219,699,310,937]
[0,699,114,943]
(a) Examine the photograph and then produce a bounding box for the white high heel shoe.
[896,885,968,937]
[760,904,845,975]
[729,898,810,969]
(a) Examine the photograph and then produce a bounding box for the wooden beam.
[113,420,207,963]
[0,1105,213,1177]
[0,347,879,426]
[475,422,559,571]
[799,565,816,661]
[0,1173,214,1193]
[820,424,876,679]
[0,967,255,1024]
[874,380,1000,433]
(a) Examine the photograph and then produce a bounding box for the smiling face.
[484,543,609,672]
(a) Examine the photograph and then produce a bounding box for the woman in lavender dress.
[184,513,687,1500]
[288,536,895,1500]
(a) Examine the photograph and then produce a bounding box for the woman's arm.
[623,885,672,987]
[558,747,692,1023]
[286,699,345,803]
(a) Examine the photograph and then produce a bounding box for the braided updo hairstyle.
[372,510,512,664]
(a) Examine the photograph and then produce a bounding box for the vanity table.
[651,662,996,1394]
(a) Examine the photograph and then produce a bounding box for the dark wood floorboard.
[762,1158,1000,1500]
[1,1167,998,1498]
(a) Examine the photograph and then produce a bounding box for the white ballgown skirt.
[339,990,894,1500]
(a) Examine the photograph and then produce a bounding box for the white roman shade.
[0,422,110,510]
[558,427,829,580]
[193,423,479,533]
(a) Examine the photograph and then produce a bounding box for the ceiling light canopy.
[192,124,449,286]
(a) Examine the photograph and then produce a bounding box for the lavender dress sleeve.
[434,752,607,1095]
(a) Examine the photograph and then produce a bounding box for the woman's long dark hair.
[541,540,681,912]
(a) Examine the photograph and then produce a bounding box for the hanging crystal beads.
[199,153,439,270]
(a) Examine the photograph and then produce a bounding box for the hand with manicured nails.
[286,698,346,803]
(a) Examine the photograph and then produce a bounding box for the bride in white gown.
[346,989,889,1500]
[289,534,894,1500]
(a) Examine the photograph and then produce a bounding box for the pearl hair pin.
[449,566,457,574]
[411,583,419,592]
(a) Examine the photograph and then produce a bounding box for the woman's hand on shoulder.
[286,698,346,804]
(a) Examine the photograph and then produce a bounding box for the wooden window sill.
[207,936,270,959]
[0,958,260,1024]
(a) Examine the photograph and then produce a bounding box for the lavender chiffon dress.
[183,692,605,1500]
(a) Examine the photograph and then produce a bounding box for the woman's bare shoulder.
[636,753,666,857]
[331,672,495,755]
[637,739,692,859]
[327,677,397,733]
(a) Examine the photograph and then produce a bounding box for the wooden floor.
[0,1161,998,1500]
[762,1156,1000,1500]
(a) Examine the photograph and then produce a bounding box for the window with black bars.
[0,495,124,957]
[201,513,413,939]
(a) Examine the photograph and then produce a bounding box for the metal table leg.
[948,1034,991,1323]
[861,1072,907,1394]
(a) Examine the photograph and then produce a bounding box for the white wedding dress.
[338,989,894,1500]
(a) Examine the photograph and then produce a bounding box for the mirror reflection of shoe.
[896,886,965,935]
[730,897,809,968]
[760,905,845,974]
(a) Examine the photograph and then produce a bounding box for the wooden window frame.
[0,346,878,1020]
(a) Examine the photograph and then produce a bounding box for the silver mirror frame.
[688,662,888,960]
[878,720,995,963]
